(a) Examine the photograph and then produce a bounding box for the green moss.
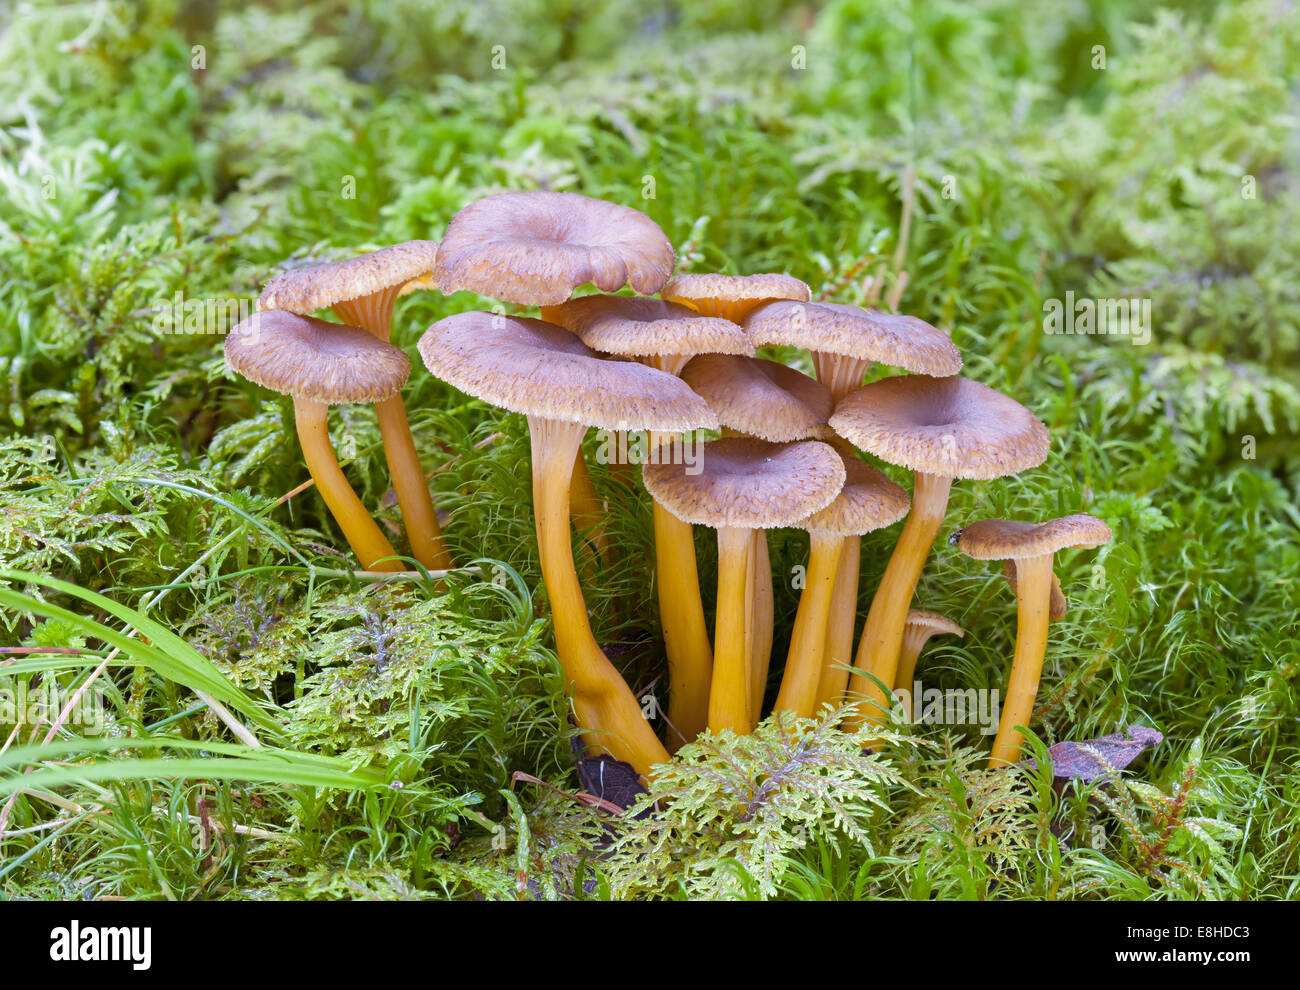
[1,0,1296,900]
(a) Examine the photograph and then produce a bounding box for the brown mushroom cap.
[225,311,409,404]
[680,354,833,442]
[744,300,961,377]
[952,514,1113,560]
[433,192,675,306]
[547,296,753,360]
[642,437,846,531]
[829,375,1050,480]
[258,241,440,313]
[1002,560,1068,619]
[661,272,811,316]
[417,312,717,433]
[904,609,966,640]
[796,451,911,536]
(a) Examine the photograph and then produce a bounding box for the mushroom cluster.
[227,190,1110,778]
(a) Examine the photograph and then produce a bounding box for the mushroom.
[435,193,678,563]
[660,272,811,323]
[679,353,834,443]
[259,241,449,571]
[743,301,962,717]
[828,375,1050,731]
[951,514,1112,767]
[417,313,716,778]
[548,296,754,748]
[642,437,845,734]
[225,311,409,572]
[773,452,909,719]
[548,295,753,376]
[894,610,965,721]
[434,191,676,307]
[680,354,836,723]
[743,300,961,406]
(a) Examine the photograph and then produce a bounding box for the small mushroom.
[680,354,834,443]
[418,313,716,779]
[225,311,410,572]
[259,241,449,571]
[743,300,961,404]
[744,301,962,718]
[681,354,836,722]
[549,296,753,749]
[951,514,1112,767]
[434,192,676,306]
[774,452,910,719]
[642,438,845,734]
[548,295,753,375]
[829,375,1050,732]
[894,610,965,721]
[660,272,811,323]
[435,193,676,564]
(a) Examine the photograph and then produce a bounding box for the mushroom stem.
[748,532,775,727]
[569,444,611,564]
[710,526,753,734]
[292,398,402,572]
[333,293,450,572]
[989,553,1053,768]
[812,352,872,406]
[816,533,861,711]
[774,532,844,718]
[844,471,952,731]
[374,396,451,572]
[894,628,929,722]
[529,416,669,779]
[653,498,713,750]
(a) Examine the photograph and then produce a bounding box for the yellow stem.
[894,631,927,722]
[293,398,401,572]
[816,534,861,712]
[844,472,952,732]
[334,292,449,572]
[989,553,1053,768]
[653,499,713,750]
[774,533,844,718]
[529,417,669,780]
[374,396,450,571]
[748,531,774,727]
[709,526,752,734]
[569,445,611,566]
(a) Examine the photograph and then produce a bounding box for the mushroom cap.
[829,375,1050,480]
[433,192,675,306]
[642,437,846,531]
[904,609,966,640]
[744,301,961,377]
[796,450,910,536]
[1002,560,1068,620]
[547,296,753,360]
[661,272,811,311]
[952,514,1113,561]
[258,241,440,313]
[680,354,833,442]
[225,311,409,404]
[417,312,717,433]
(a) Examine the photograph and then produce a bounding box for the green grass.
[0,0,1296,900]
